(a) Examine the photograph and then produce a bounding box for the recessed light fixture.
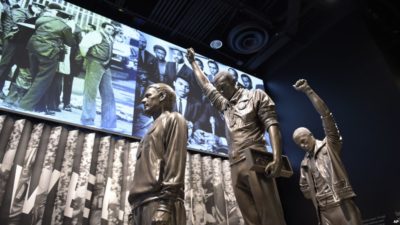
[210,40,223,49]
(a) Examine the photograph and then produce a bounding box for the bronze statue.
[186,48,287,225]
[292,79,362,225]
[128,83,187,225]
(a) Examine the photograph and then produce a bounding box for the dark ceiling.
[67,0,400,78]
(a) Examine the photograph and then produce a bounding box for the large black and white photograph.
[0,0,266,157]
[0,0,137,136]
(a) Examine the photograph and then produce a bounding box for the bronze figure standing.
[128,83,188,225]
[186,48,287,225]
[293,79,362,225]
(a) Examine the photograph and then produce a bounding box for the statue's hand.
[186,48,196,63]
[264,159,282,178]
[293,79,310,92]
[151,210,171,225]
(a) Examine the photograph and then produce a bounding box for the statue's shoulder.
[167,111,186,123]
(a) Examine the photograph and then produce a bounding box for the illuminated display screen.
[0,0,266,157]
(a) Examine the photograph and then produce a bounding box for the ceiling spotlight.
[210,40,223,49]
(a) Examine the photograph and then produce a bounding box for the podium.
[244,149,293,178]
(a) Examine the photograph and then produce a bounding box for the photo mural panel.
[0,0,266,157]
[0,113,244,225]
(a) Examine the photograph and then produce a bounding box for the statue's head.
[293,127,316,152]
[214,71,237,100]
[142,83,176,116]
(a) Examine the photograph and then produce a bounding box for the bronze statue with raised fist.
[186,47,287,225]
[293,79,362,225]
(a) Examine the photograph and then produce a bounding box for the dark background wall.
[266,10,400,225]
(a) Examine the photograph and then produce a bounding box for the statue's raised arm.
[186,48,211,90]
[293,79,330,117]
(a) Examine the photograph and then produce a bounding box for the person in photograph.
[152,44,169,83]
[137,33,156,76]
[165,48,204,101]
[193,103,226,151]
[194,58,208,77]
[47,10,82,113]
[172,73,202,123]
[192,188,217,225]
[0,0,33,99]
[18,4,76,114]
[132,69,153,136]
[292,79,362,225]
[128,83,187,225]
[134,69,152,107]
[82,23,96,36]
[60,14,83,112]
[187,48,287,225]
[207,60,219,82]
[241,73,253,89]
[1,2,45,107]
[79,22,116,128]
[165,48,192,84]
[227,68,238,83]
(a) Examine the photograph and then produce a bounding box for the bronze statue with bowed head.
[293,79,362,225]
[128,83,188,225]
[186,47,287,225]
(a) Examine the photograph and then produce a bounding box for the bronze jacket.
[203,84,278,163]
[128,111,187,206]
[300,113,356,204]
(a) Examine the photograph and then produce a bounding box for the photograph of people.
[0,1,266,157]
[0,1,136,136]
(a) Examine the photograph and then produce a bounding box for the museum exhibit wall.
[1,2,399,225]
[265,12,400,225]
[0,113,244,225]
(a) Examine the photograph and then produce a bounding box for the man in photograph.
[172,74,202,123]
[152,44,168,83]
[241,74,253,90]
[79,22,117,128]
[165,48,193,85]
[18,4,76,114]
[132,69,153,137]
[206,60,219,82]
[137,33,156,76]
[292,79,362,225]
[129,83,187,225]
[0,0,34,98]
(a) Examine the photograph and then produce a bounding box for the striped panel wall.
[0,114,244,225]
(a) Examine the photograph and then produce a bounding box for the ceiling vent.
[228,23,269,54]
